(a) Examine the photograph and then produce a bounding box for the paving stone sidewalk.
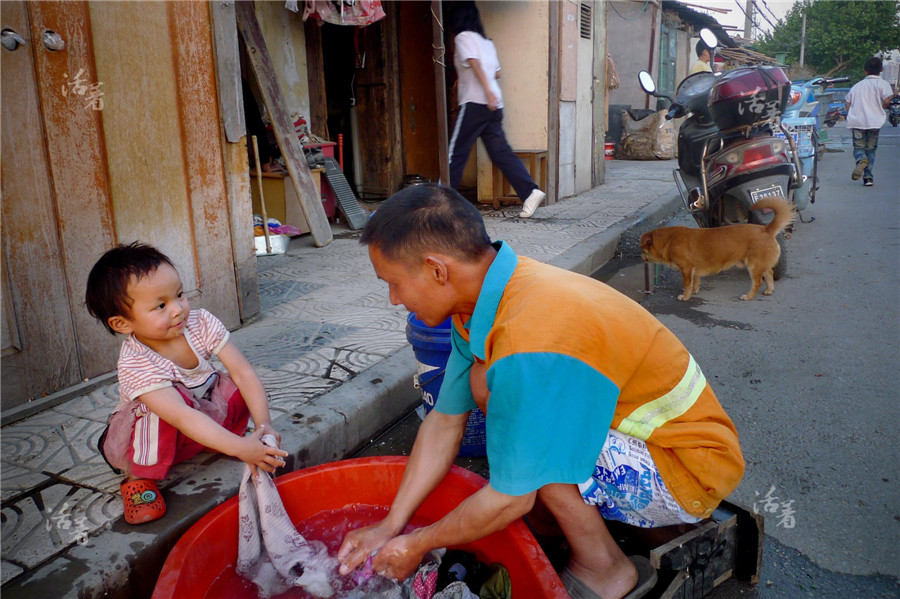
[0,158,682,598]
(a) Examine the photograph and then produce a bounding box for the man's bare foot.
[566,554,637,599]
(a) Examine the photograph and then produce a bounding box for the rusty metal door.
[1,1,239,412]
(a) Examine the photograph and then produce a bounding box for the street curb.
[550,192,682,276]
[1,192,684,599]
[273,346,422,468]
[1,372,119,427]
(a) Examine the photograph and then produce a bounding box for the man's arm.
[337,409,468,574]
[381,410,467,533]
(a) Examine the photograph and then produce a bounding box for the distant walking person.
[845,56,896,187]
[448,2,546,218]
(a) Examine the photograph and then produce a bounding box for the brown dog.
[640,196,794,301]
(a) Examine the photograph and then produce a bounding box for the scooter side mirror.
[639,71,657,94]
[699,28,718,50]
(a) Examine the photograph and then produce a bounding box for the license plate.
[773,129,799,145]
[750,184,784,203]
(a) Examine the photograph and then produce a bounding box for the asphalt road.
[626,121,899,598]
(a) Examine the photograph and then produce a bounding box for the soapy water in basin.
[207,504,427,599]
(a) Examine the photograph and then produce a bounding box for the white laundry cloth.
[434,581,480,599]
[236,435,337,598]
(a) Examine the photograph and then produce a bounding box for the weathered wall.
[607,0,660,110]
[89,2,199,290]
[670,29,696,134]
[2,0,240,409]
[559,101,576,198]
[574,2,594,195]
[559,1,603,198]
[678,29,692,83]
[255,2,310,126]
[558,0,578,199]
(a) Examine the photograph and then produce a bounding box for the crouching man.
[338,184,744,599]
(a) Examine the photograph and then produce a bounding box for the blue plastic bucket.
[406,313,486,458]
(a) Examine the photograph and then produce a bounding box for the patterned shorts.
[578,429,703,528]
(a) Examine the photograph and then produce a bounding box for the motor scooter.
[638,30,800,278]
[778,76,849,215]
[889,96,900,127]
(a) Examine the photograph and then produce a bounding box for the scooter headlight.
[772,140,785,153]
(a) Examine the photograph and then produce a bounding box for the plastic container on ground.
[406,313,486,458]
[152,456,567,599]
[254,233,289,255]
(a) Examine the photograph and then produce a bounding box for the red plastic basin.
[152,456,567,598]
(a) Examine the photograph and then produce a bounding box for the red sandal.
[120,478,166,524]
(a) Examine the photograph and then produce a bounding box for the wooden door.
[355,5,402,198]
[1,1,239,412]
[1,0,83,407]
[398,1,440,183]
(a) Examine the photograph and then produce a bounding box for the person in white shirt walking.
[447,2,546,218]
[845,56,897,187]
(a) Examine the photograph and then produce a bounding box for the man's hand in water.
[337,521,397,576]
[338,525,425,581]
[369,532,426,581]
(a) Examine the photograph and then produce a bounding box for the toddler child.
[86,242,288,524]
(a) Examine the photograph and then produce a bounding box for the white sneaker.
[519,189,546,218]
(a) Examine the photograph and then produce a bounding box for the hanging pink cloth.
[302,0,386,26]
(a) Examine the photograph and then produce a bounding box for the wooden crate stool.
[600,500,763,599]
[490,149,547,210]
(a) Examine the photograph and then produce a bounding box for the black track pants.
[448,103,537,201]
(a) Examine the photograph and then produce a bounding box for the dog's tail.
[755,196,795,237]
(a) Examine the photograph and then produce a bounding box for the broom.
[251,135,273,255]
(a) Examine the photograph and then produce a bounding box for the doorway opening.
[321,22,361,197]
